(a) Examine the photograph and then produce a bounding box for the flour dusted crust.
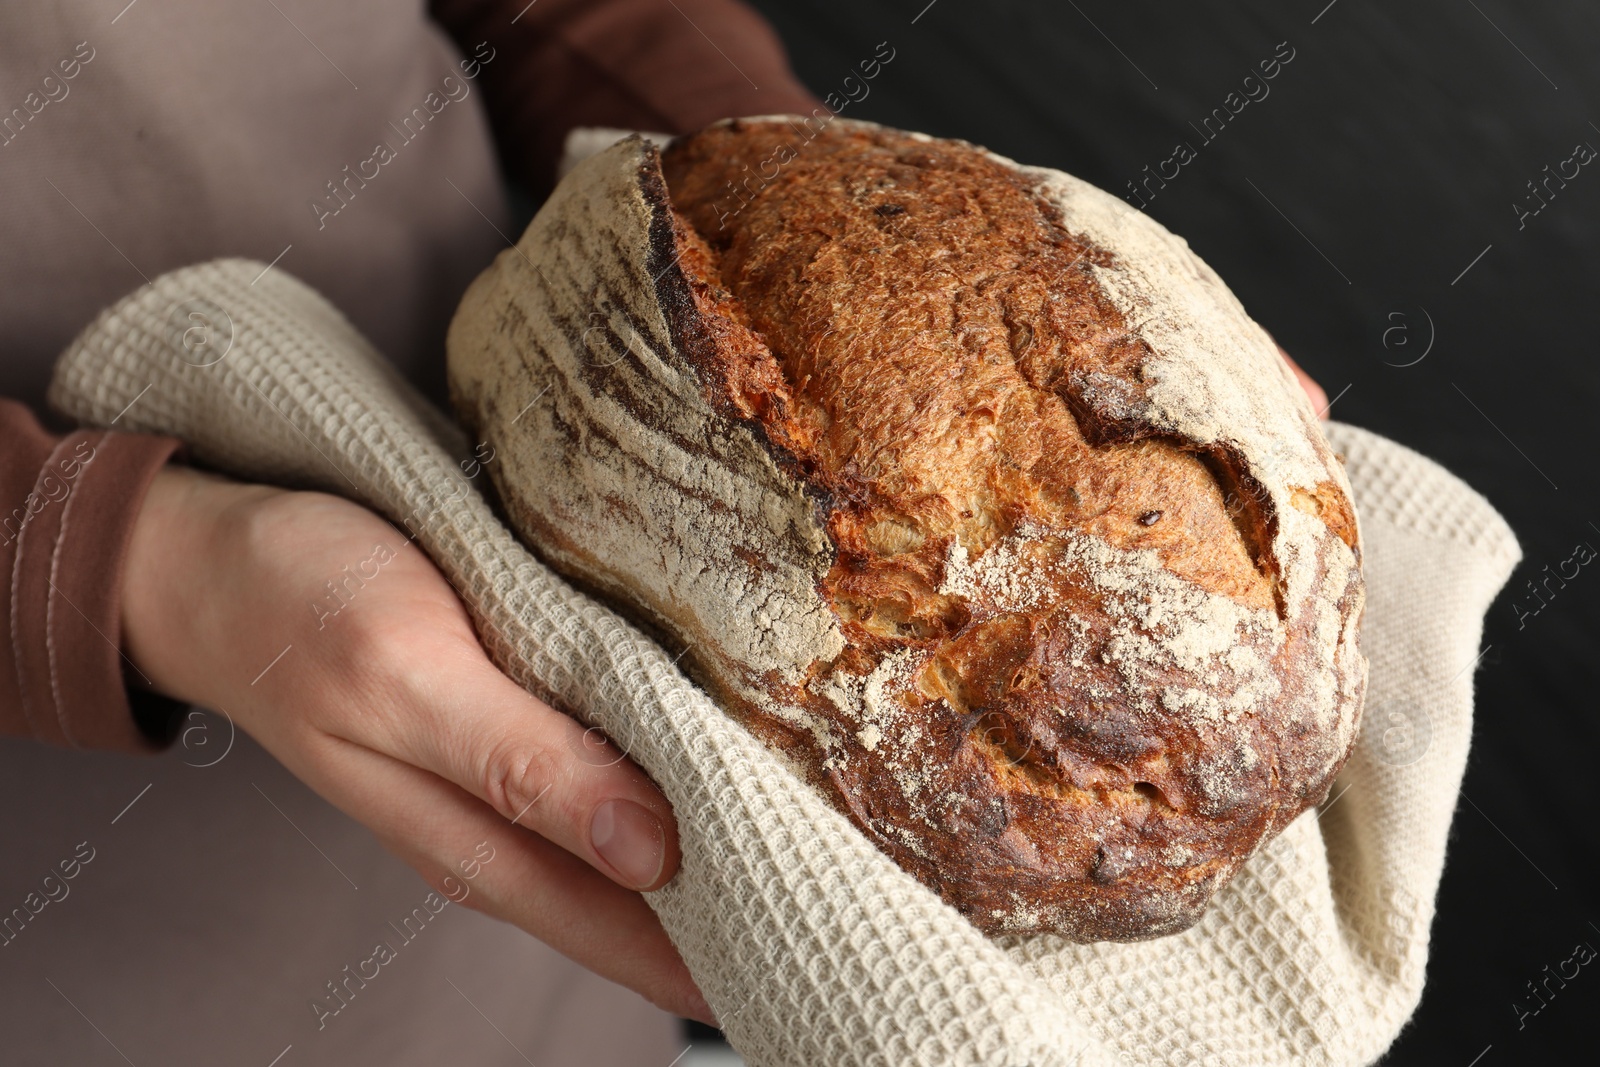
[446,118,1367,941]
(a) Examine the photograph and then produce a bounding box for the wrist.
[120,464,283,706]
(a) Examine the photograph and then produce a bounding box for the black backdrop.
[732,1,1600,1062]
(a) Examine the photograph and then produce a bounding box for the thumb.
[368,637,681,893]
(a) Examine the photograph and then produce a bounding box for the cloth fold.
[48,258,1519,1067]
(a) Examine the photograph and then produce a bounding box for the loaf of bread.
[446,118,1367,941]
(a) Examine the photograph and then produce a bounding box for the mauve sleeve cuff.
[0,399,189,751]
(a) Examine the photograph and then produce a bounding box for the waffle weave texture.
[49,258,1520,1067]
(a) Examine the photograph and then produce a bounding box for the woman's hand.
[1278,346,1330,416]
[120,463,712,1024]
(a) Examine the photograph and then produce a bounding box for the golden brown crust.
[662,124,1275,611]
[649,120,1365,939]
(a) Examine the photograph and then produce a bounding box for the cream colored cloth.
[49,258,1519,1067]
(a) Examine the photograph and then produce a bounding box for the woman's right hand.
[119,462,713,1024]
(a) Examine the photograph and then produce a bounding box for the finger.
[1275,344,1329,416]
[355,628,682,894]
[293,729,714,1025]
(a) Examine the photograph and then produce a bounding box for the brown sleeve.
[0,399,190,751]
[428,0,824,197]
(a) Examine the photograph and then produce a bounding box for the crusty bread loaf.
[446,118,1367,941]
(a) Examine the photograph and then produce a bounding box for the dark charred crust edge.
[634,137,842,541]
[636,137,691,345]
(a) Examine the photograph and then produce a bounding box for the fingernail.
[590,799,665,890]
[685,985,718,1027]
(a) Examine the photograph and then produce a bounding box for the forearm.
[428,0,822,196]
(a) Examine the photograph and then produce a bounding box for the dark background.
[726,0,1598,1062]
